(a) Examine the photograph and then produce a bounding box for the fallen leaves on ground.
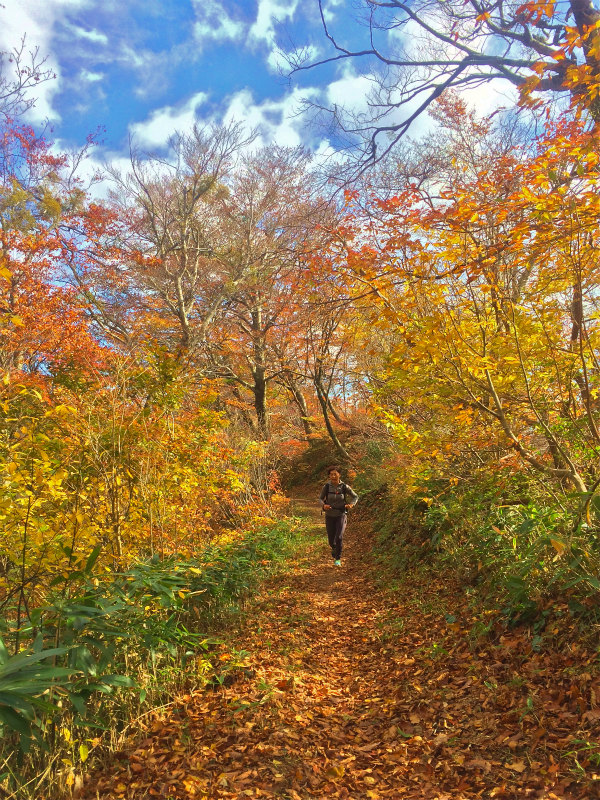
[78,502,600,799]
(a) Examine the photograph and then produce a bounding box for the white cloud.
[81,69,103,82]
[222,86,320,148]
[327,71,374,115]
[118,43,152,72]
[250,0,299,45]
[312,137,340,169]
[0,0,191,120]
[384,10,521,117]
[322,0,345,25]
[459,79,519,117]
[65,21,108,45]
[117,40,201,100]
[63,84,343,201]
[128,92,210,149]
[127,83,325,154]
[192,0,245,44]
[266,47,287,72]
[327,68,441,145]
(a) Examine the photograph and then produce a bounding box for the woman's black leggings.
[325,514,347,559]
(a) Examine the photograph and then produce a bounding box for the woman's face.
[328,470,341,484]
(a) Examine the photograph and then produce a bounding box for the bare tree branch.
[288,0,598,178]
[0,36,55,121]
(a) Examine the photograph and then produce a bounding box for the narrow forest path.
[80,500,599,800]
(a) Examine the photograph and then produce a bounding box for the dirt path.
[80,502,599,800]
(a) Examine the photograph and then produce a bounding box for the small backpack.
[323,482,347,516]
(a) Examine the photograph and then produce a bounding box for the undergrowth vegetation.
[370,472,600,632]
[0,517,308,798]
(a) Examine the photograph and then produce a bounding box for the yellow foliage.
[0,357,253,615]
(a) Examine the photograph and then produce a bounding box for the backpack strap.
[323,482,346,501]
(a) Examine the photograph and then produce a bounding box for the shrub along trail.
[79,501,600,800]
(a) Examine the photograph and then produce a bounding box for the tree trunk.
[253,363,269,438]
[570,0,600,38]
[231,386,257,432]
[327,394,344,424]
[315,378,350,460]
[570,0,600,119]
[288,380,313,437]
[251,308,270,439]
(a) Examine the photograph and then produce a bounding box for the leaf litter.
[78,508,600,799]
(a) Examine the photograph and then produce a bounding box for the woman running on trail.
[319,466,358,567]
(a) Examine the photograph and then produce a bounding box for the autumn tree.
[101,123,254,356]
[0,124,102,374]
[329,101,600,509]
[200,145,335,438]
[83,129,340,443]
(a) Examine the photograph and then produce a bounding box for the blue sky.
[2,0,515,176]
[1,0,370,162]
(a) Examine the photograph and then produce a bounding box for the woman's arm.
[344,485,359,507]
[319,484,329,509]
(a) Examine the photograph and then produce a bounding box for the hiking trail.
[79,498,599,800]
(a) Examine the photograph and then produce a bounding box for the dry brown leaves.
[77,509,600,800]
